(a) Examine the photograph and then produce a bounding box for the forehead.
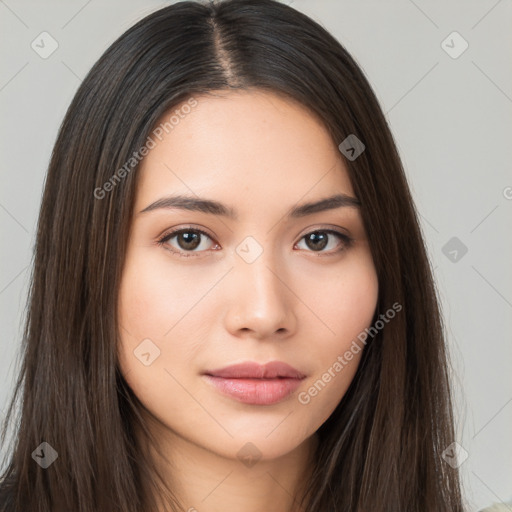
[135,89,354,212]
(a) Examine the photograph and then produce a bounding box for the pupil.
[178,232,200,250]
[306,232,327,251]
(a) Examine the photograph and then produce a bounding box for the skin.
[117,89,379,512]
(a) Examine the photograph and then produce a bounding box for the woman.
[0,0,465,510]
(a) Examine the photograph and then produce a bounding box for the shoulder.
[479,504,512,512]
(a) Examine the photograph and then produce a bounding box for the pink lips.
[203,361,306,405]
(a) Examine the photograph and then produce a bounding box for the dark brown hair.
[0,0,464,510]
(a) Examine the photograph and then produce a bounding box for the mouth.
[202,361,306,405]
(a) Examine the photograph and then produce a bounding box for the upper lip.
[204,361,306,379]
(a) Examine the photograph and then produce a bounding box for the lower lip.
[203,375,303,405]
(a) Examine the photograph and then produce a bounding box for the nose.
[223,248,297,340]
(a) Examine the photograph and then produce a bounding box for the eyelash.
[156,226,353,259]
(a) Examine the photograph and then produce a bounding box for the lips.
[202,361,306,405]
[205,361,306,379]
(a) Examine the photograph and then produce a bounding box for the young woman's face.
[117,89,378,462]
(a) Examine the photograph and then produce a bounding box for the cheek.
[303,249,379,349]
[116,249,225,398]
[117,252,183,381]
[117,249,216,343]
[116,254,210,430]
[295,252,378,421]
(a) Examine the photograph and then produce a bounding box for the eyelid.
[156,224,353,258]
[156,225,218,254]
[157,224,215,242]
[294,226,353,256]
[296,223,351,239]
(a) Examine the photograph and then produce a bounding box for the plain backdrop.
[1,1,511,510]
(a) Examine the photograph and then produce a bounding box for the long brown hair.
[0,0,464,510]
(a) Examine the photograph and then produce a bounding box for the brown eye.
[296,230,352,254]
[174,231,202,251]
[304,232,329,251]
[157,228,217,257]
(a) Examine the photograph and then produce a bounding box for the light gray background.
[1,1,511,510]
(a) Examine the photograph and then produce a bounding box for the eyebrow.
[139,193,361,219]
